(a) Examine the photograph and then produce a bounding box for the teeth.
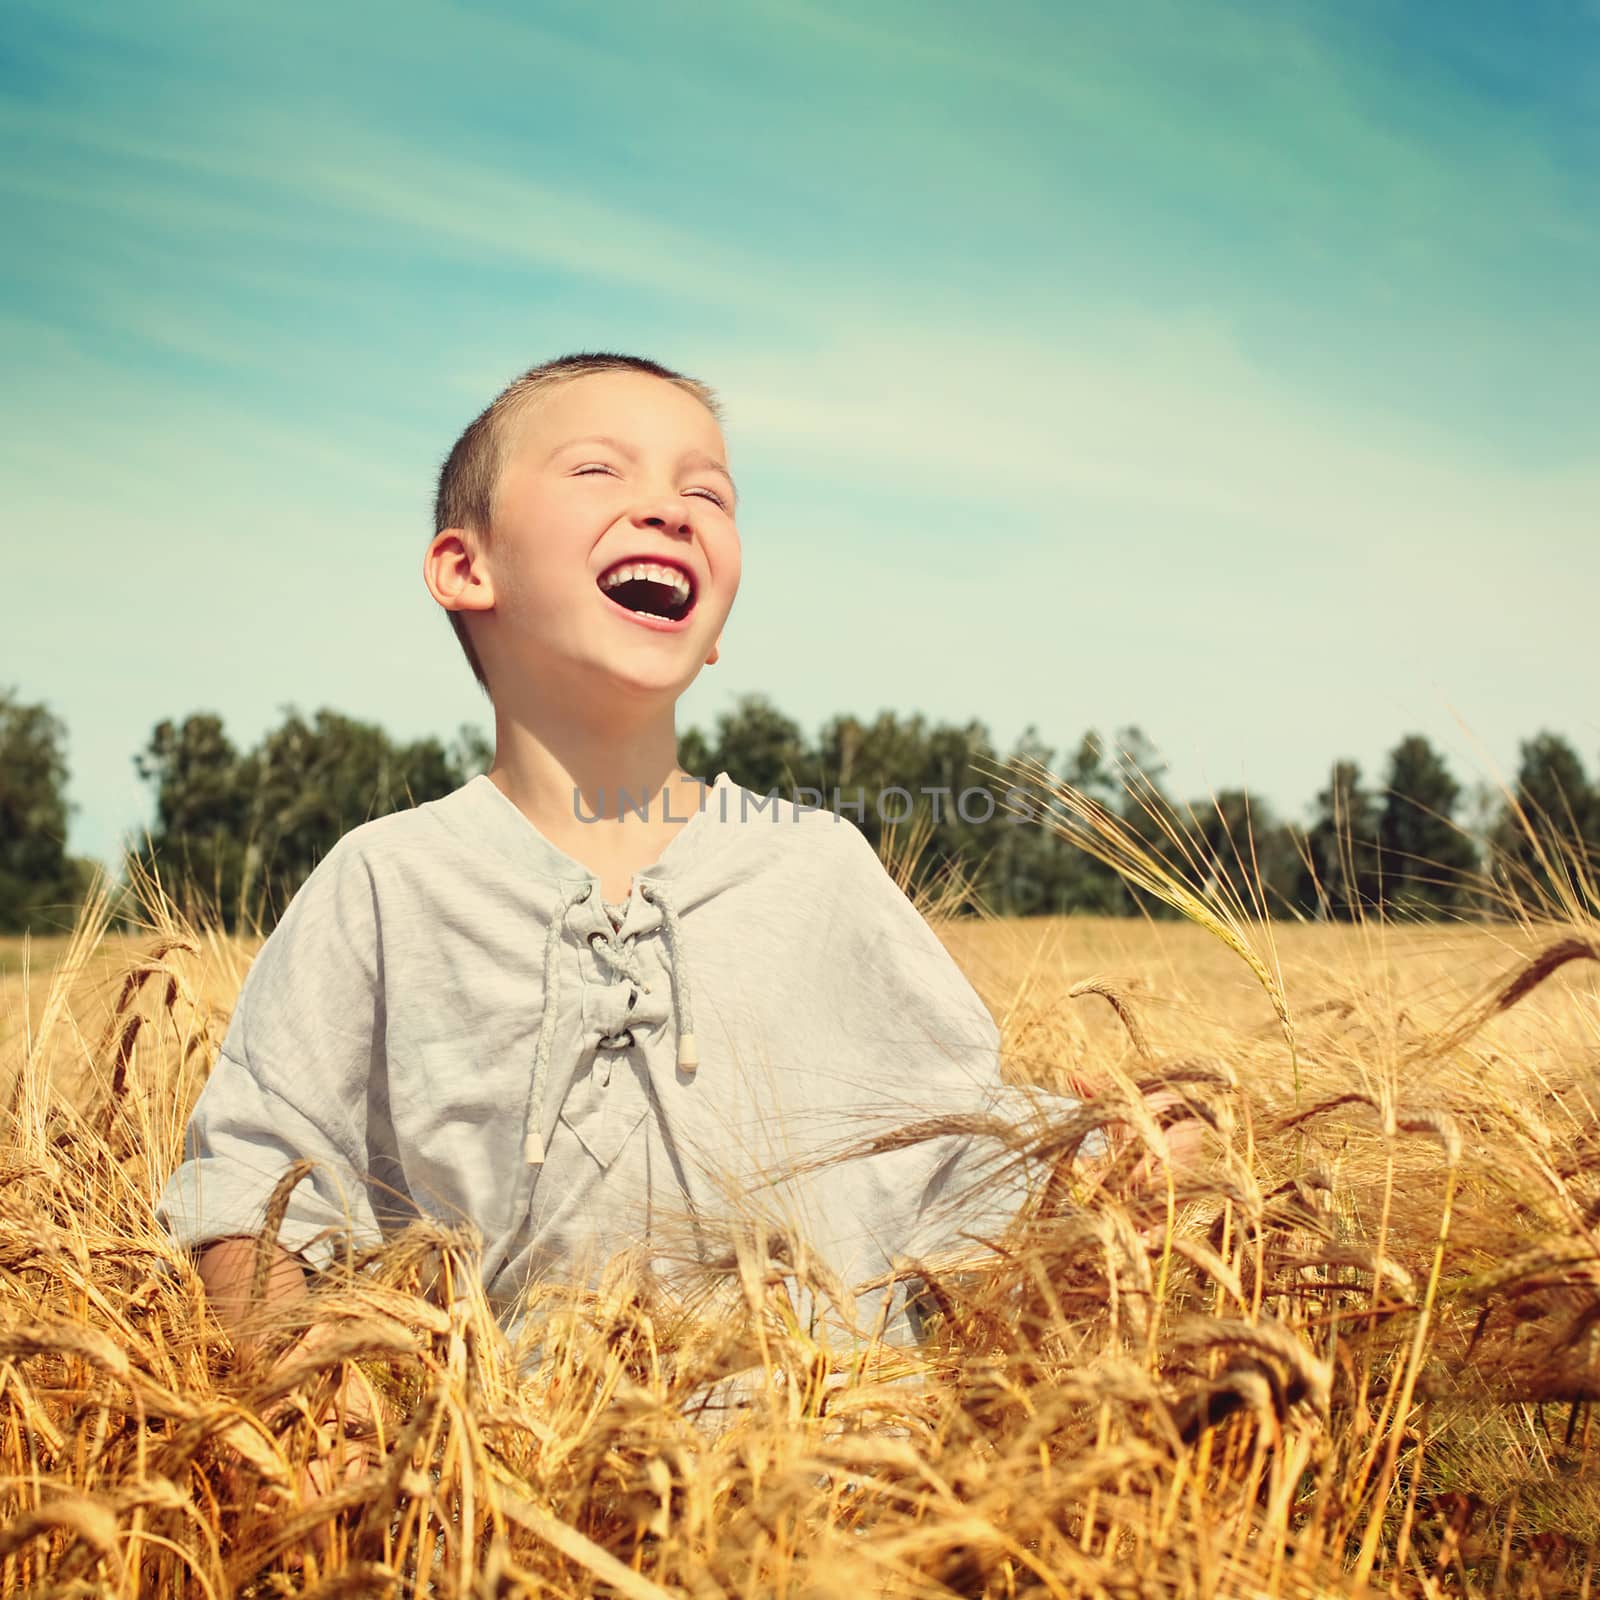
[600,562,692,603]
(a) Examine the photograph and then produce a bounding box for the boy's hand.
[287,1364,382,1569]
[1122,1087,1208,1191]
[1065,1076,1209,1201]
[219,1327,385,1572]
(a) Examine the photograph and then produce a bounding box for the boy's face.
[462,371,741,709]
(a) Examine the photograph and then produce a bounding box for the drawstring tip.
[677,1031,699,1074]
[523,1129,545,1166]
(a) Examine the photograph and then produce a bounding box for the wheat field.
[3,812,1599,1597]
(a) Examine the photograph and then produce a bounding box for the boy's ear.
[424,529,495,613]
[705,633,721,666]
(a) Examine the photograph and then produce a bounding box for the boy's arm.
[813,818,1044,1260]
[821,819,1202,1254]
[196,1236,309,1359]
[158,836,395,1281]
[820,816,1015,1102]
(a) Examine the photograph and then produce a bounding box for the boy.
[158,353,1096,1369]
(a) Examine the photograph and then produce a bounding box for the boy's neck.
[484,705,705,876]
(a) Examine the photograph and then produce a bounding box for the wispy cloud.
[707,314,1600,547]
[0,106,788,315]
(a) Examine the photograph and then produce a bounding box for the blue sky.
[4,0,1597,867]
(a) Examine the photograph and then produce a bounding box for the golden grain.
[2,819,1598,1596]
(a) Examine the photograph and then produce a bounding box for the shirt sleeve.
[812,818,1058,1271]
[155,835,393,1274]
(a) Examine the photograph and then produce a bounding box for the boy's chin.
[501,640,710,710]
[587,653,709,702]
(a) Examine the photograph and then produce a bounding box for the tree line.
[3,685,1596,935]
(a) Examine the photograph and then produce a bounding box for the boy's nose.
[632,494,694,533]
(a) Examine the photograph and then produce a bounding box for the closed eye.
[576,464,729,511]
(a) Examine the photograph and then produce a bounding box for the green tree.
[1014,728,1135,915]
[131,713,251,918]
[896,715,998,912]
[132,707,469,932]
[1189,789,1299,916]
[1297,761,1381,920]
[451,723,493,778]
[240,709,462,921]
[988,725,1052,917]
[1060,730,1120,810]
[1489,731,1597,912]
[0,688,83,933]
[1375,735,1479,916]
[814,709,928,844]
[685,702,1009,911]
[677,724,714,779]
[1107,725,1179,918]
[702,695,810,797]
[808,713,866,797]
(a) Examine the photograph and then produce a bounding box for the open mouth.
[596,559,697,623]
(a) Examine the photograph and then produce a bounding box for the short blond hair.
[433,352,722,695]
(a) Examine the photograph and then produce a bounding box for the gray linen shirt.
[157,773,1046,1343]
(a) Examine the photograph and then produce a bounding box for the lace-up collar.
[447,771,732,1168]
